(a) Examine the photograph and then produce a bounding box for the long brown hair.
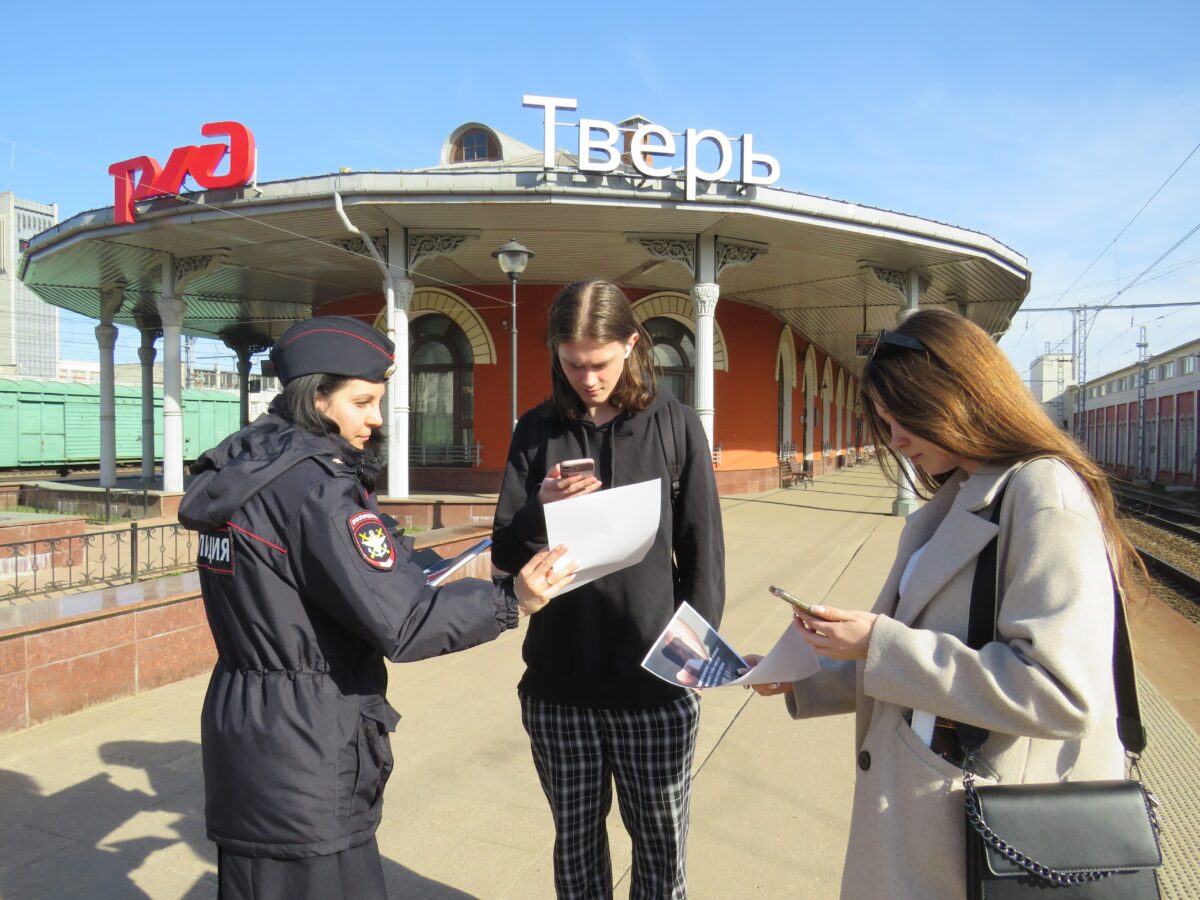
[860,308,1144,592]
[545,278,656,420]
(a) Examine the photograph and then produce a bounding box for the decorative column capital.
[395,278,416,312]
[407,232,479,271]
[98,282,125,325]
[156,296,188,329]
[137,345,157,366]
[626,233,696,278]
[690,282,720,317]
[715,238,768,280]
[95,323,118,350]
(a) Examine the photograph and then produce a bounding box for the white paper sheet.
[543,478,661,594]
[724,620,822,687]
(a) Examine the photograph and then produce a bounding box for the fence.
[0,523,197,603]
[19,485,155,523]
[409,443,483,466]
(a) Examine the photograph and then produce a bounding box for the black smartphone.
[559,458,596,478]
[769,584,819,616]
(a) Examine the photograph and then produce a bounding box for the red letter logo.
[108,121,256,225]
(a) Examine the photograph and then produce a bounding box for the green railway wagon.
[0,378,74,467]
[183,389,242,461]
[0,378,242,469]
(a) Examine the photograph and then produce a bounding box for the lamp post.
[492,239,534,430]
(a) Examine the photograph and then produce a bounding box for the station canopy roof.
[20,151,1031,375]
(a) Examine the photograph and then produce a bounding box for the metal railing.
[409,443,483,466]
[777,441,797,461]
[18,485,155,523]
[0,523,197,604]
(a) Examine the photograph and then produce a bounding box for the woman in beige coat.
[751,309,1145,899]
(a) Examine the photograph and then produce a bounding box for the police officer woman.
[179,316,572,900]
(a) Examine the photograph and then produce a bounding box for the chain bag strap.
[956,475,1163,896]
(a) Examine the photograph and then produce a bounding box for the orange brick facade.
[321,287,867,493]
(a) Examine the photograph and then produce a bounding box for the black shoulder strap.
[658,400,686,504]
[957,480,1145,756]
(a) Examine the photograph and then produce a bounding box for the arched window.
[645,317,694,407]
[410,314,474,465]
[453,128,499,162]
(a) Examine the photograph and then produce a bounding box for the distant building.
[57,359,278,421]
[1062,337,1200,487]
[1030,352,1076,428]
[0,193,59,376]
[58,359,277,392]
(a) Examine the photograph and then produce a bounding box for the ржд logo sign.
[108,121,256,225]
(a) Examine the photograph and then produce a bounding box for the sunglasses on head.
[869,330,929,359]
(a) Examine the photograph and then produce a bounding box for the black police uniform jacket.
[492,392,725,710]
[179,397,518,859]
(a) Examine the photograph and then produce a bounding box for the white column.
[138,329,157,484]
[690,282,720,449]
[892,269,922,517]
[157,283,188,493]
[386,278,414,498]
[95,323,119,488]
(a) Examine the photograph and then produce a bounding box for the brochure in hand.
[421,537,493,586]
[641,601,822,689]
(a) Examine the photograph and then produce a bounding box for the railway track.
[1136,548,1200,602]
[1112,484,1200,621]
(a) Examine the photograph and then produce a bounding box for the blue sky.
[5,1,1199,387]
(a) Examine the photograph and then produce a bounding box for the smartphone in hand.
[559,458,596,478]
[769,584,821,616]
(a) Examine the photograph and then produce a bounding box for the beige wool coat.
[786,458,1126,899]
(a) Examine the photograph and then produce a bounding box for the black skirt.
[217,837,386,900]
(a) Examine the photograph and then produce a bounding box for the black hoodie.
[179,396,518,858]
[493,393,725,710]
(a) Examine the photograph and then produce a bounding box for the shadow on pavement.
[0,740,478,899]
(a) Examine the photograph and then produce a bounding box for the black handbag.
[956,484,1163,898]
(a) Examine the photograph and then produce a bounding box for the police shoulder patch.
[348,511,395,570]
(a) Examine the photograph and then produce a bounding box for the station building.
[18,101,1031,501]
[1056,338,1200,487]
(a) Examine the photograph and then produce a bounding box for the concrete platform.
[0,467,1196,898]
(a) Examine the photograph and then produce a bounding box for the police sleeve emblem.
[348,511,396,570]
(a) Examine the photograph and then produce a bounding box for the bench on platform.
[780,457,814,489]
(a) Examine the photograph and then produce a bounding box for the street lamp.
[492,239,534,429]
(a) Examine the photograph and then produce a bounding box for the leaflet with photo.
[641,601,821,689]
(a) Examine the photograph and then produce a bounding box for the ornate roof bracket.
[715,238,768,280]
[625,233,696,278]
[945,293,971,318]
[864,264,931,300]
[334,233,389,261]
[175,251,229,294]
[407,231,481,271]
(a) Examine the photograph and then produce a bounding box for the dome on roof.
[439,122,539,166]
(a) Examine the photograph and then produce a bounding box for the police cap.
[271,316,396,384]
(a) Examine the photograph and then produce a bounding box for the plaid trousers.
[520,691,701,900]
